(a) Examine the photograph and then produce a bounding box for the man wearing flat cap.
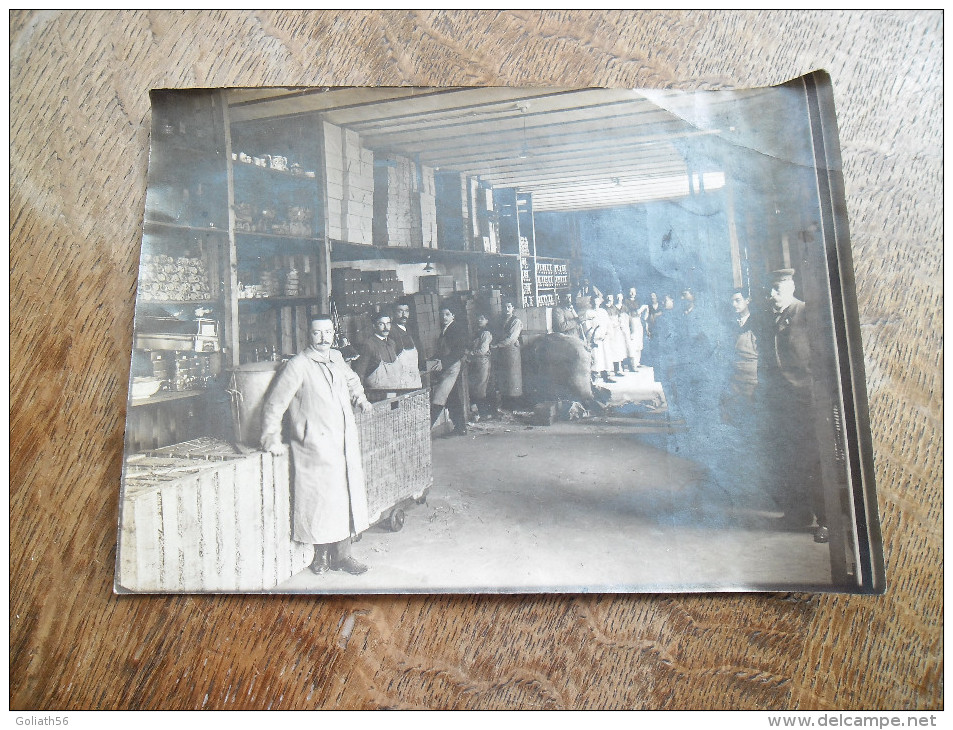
[762,268,828,543]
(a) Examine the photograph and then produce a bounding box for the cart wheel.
[388,509,405,532]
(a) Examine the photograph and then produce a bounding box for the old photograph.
[115,73,884,594]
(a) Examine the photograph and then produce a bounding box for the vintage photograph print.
[116,73,884,594]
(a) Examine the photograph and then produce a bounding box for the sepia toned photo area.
[116,75,881,595]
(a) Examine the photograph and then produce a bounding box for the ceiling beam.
[328,87,633,127]
[464,162,689,189]
[356,106,685,151]
[342,93,662,137]
[407,125,701,169]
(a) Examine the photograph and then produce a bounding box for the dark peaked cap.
[770,268,796,282]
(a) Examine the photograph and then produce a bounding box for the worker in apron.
[352,310,420,397]
[389,301,424,389]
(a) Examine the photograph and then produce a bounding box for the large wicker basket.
[356,388,433,530]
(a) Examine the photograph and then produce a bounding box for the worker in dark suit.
[762,268,828,543]
[429,304,469,435]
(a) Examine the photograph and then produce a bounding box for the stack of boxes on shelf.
[418,275,455,297]
[475,288,504,320]
[324,122,374,245]
[433,170,485,252]
[331,267,363,313]
[515,306,554,346]
[408,293,441,359]
[417,165,438,248]
[374,154,438,249]
[518,235,534,306]
[331,267,405,314]
[483,260,519,303]
[337,313,369,351]
[473,184,499,253]
[374,154,414,247]
[366,269,404,308]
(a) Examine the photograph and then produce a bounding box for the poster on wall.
[116,72,884,595]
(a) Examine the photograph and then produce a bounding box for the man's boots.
[602,370,616,383]
[309,544,330,575]
[330,538,367,575]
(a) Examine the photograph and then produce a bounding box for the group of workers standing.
[353,298,525,437]
[565,268,829,544]
[554,281,651,383]
[713,268,827,544]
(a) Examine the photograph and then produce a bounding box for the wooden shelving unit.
[223,102,329,366]
[492,189,571,307]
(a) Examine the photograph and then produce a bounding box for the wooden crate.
[356,388,433,528]
[116,445,312,592]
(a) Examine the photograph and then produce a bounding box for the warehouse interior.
[120,82,859,594]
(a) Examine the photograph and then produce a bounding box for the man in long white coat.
[261,315,374,575]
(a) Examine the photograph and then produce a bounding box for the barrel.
[227,362,281,448]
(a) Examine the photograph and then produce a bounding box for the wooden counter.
[117,384,433,593]
[116,439,312,592]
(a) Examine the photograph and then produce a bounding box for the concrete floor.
[277,369,833,593]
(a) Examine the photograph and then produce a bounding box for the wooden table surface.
[10,10,942,710]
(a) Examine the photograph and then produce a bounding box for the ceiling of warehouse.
[226,86,771,212]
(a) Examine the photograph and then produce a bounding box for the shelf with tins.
[226,108,329,365]
[137,220,226,308]
[328,238,524,265]
[230,156,318,180]
[130,390,208,407]
[234,230,324,243]
[145,220,227,234]
[237,296,322,304]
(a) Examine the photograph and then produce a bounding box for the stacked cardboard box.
[514,306,553,340]
[418,165,438,248]
[374,153,418,247]
[475,288,504,320]
[470,184,499,254]
[324,122,374,245]
[432,170,471,251]
[418,275,455,297]
[408,293,441,359]
[338,313,370,348]
[331,267,405,314]
[454,292,480,338]
[331,267,363,313]
[365,269,405,308]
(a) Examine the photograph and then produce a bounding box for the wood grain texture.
[10,10,942,710]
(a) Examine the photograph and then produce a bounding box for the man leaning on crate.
[260,313,374,576]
